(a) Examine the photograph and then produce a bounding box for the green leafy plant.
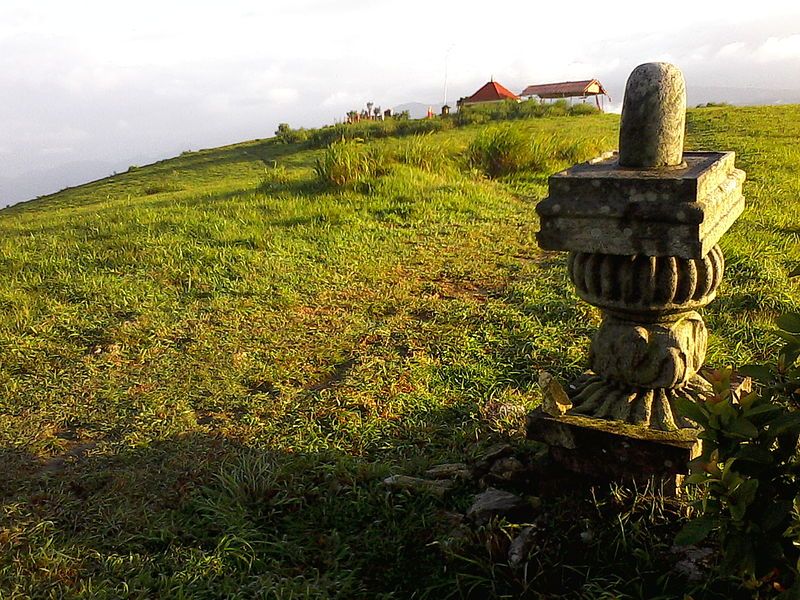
[675,312,800,592]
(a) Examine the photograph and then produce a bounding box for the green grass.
[0,108,798,598]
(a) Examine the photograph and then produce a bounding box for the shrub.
[696,102,732,108]
[142,180,182,195]
[313,140,390,187]
[308,121,395,148]
[454,99,581,126]
[676,312,800,592]
[275,123,308,144]
[528,135,559,172]
[453,109,489,127]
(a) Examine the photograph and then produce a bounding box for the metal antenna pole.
[443,45,454,107]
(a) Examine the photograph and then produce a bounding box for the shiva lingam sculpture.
[536,63,745,431]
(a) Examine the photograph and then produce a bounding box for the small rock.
[473,443,515,475]
[508,526,537,568]
[425,463,471,480]
[466,487,539,525]
[487,456,528,483]
[671,545,714,582]
[437,510,466,527]
[382,475,454,498]
[481,443,514,463]
[539,371,572,416]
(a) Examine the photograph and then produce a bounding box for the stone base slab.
[526,408,700,494]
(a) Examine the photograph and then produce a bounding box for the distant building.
[459,79,520,107]
[520,79,610,110]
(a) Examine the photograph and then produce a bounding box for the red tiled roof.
[520,79,608,99]
[464,80,520,104]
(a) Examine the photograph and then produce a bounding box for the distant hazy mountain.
[0,154,164,208]
[0,161,118,207]
[392,102,437,119]
[688,86,800,107]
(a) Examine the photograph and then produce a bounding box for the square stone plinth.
[536,151,745,259]
[526,409,700,493]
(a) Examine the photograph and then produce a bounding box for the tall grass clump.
[394,135,451,172]
[468,126,608,178]
[314,139,391,187]
[307,118,454,149]
[568,103,600,116]
[552,136,607,164]
[455,99,598,125]
[467,126,535,178]
[258,163,292,192]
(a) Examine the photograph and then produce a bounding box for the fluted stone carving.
[535,63,745,431]
[568,246,724,316]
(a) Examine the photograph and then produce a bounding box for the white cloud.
[40,147,75,156]
[200,93,233,115]
[755,34,800,61]
[267,87,299,104]
[717,42,747,58]
[322,91,362,107]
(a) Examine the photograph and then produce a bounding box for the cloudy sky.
[1,0,799,205]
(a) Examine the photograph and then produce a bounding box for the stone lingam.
[527,63,745,484]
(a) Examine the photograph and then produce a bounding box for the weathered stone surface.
[425,463,472,480]
[487,456,528,483]
[473,443,515,474]
[536,152,745,259]
[532,62,744,435]
[466,488,539,525]
[590,312,707,388]
[539,370,572,416]
[382,475,454,498]
[526,408,700,492]
[508,526,537,568]
[568,374,710,430]
[618,62,686,168]
[569,245,725,317]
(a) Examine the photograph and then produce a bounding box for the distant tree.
[366,102,374,118]
[275,122,307,144]
[373,106,381,119]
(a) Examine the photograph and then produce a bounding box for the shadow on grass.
[0,422,480,598]
[1,377,758,600]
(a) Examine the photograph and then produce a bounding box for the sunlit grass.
[0,108,798,597]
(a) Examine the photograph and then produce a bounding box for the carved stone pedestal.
[526,62,745,484]
[565,244,725,430]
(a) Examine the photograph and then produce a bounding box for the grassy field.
[0,107,798,598]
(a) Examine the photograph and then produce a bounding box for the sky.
[1,0,800,205]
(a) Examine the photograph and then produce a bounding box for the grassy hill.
[1,107,798,598]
